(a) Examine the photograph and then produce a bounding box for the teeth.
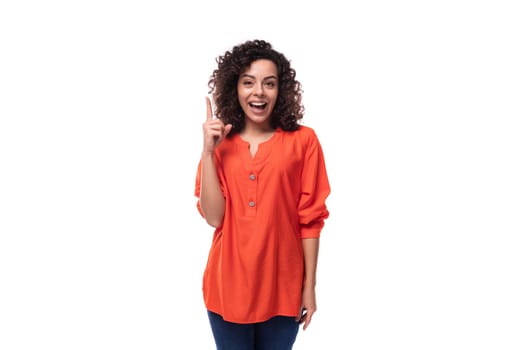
[250,102,265,107]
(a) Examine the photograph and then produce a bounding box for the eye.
[264,81,276,88]
[242,81,254,86]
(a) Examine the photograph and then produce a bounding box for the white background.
[1,0,524,349]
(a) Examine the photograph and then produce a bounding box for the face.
[237,59,278,129]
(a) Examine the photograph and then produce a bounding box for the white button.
[249,174,256,180]
[248,201,255,207]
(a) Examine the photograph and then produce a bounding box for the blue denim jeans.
[207,310,300,350]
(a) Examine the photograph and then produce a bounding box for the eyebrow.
[240,74,278,80]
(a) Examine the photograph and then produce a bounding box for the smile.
[249,102,267,110]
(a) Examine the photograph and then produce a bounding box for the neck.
[241,122,274,137]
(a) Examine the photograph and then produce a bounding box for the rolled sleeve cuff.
[300,221,325,239]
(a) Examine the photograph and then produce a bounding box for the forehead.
[241,59,278,77]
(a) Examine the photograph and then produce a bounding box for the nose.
[254,83,264,96]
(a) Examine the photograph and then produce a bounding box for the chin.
[247,115,271,124]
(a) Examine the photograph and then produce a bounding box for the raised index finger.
[205,96,213,121]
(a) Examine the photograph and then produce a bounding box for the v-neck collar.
[235,128,282,162]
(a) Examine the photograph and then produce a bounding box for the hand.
[202,96,232,154]
[296,287,317,330]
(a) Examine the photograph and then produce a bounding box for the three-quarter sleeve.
[194,160,205,217]
[297,131,331,238]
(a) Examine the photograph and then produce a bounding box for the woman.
[194,39,330,350]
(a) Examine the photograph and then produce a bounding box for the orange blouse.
[194,125,330,323]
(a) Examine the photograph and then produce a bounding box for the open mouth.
[249,102,267,110]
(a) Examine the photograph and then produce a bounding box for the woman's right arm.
[199,97,232,227]
[199,152,225,227]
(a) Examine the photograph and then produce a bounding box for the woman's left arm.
[299,237,320,330]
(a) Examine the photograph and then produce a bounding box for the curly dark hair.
[208,39,304,136]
